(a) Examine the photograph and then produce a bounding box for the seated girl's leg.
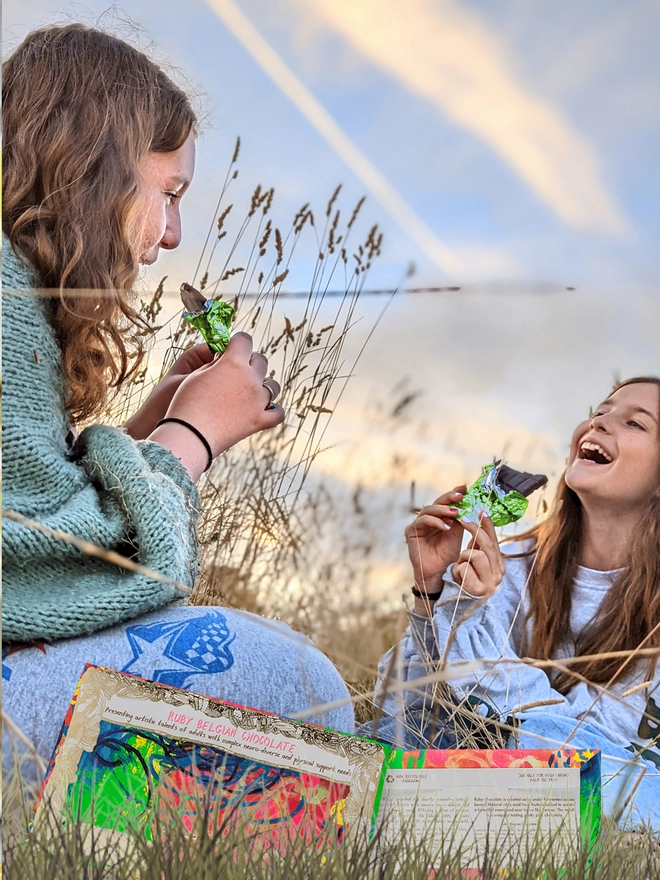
[2,605,354,778]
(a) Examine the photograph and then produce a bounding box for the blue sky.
[5,0,659,287]
[4,0,659,594]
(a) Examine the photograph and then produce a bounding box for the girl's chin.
[138,245,160,265]
[565,461,613,492]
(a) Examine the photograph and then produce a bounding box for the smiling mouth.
[578,441,614,465]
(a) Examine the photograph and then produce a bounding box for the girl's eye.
[165,192,179,204]
[628,420,644,429]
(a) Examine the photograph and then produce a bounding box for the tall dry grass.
[4,140,659,876]
[106,139,399,695]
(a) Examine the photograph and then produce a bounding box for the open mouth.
[578,441,614,465]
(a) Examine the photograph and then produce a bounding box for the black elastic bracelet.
[155,418,213,473]
[412,586,443,601]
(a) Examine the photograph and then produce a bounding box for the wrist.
[412,594,439,617]
[148,422,209,482]
[412,570,443,594]
[124,378,181,441]
[123,412,150,441]
[411,577,443,617]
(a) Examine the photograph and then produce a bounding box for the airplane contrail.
[158,282,575,299]
[204,0,463,276]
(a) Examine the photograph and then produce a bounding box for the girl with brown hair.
[2,23,353,775]
[369,377,660,828]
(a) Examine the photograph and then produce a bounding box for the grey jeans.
[2,604,354,780]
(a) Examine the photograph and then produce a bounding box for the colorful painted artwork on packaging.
[34,666,388,856]
[66,720,350,848]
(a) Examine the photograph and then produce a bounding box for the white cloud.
[303,0,628,236]
[204,0,464,275]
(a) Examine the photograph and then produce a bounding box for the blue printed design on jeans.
[122,611,236,688]
[2,650,13,682]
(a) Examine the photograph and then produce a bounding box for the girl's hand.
[149,332,284,480]
[405,487,467,594]
[453,513,506,598]
[123,343,215,440]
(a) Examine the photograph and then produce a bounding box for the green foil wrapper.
[183,299,235,354]
[456,463,529,527]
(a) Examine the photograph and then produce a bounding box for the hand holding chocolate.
[456,460,548,527]
[180,282,235,354]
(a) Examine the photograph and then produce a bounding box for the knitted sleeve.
[2,244,201,644]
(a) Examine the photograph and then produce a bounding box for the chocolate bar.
[456,460,548,527]
[180,283,235,354]
[493,461,548,497]
[180,281,207,313]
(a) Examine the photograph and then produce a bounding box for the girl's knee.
[204,608,355,733]
[292,643,355,734]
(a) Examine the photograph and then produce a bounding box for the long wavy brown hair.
[504,376,660,694]
[2,24,197,422]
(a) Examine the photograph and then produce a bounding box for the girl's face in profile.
[565,382,660,510]
[135,133,196,264]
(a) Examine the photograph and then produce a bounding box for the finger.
[460,516,497,549]
[459,517,479,536]
[170,343,214,374]
[459,518,493,552]
[262,378,281,409]
[454,552,492,595]
[263,377,281,397]
[478,512,498,542]
[454,561,487,596]
[196,348,231,371]
[183,343,215,371]
[460,519,500,575]
[406,515,453,536]
[249,351,268,379]
[415,504,462,521]
[456,548,490,582]
[431,487,467,506]
[263,377,280,395]
[260,402,286,428]
[468,514,504,576]
[453,561,468,588]
[224,331,254,360]
[408,508,462,536]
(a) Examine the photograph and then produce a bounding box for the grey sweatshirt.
[369,551,660,829]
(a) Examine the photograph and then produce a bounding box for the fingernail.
[449,508,459,514]
[443,522,452,530]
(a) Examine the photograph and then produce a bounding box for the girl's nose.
[591,412,611,432]
[159,210,182,250]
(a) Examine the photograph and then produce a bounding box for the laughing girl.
[369,377,660,828]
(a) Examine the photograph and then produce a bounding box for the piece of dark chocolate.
[180,282,207,314]
[494,460,548,497]
[179,282,236,354]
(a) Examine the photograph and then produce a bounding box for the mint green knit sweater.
[2,236,201,644]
